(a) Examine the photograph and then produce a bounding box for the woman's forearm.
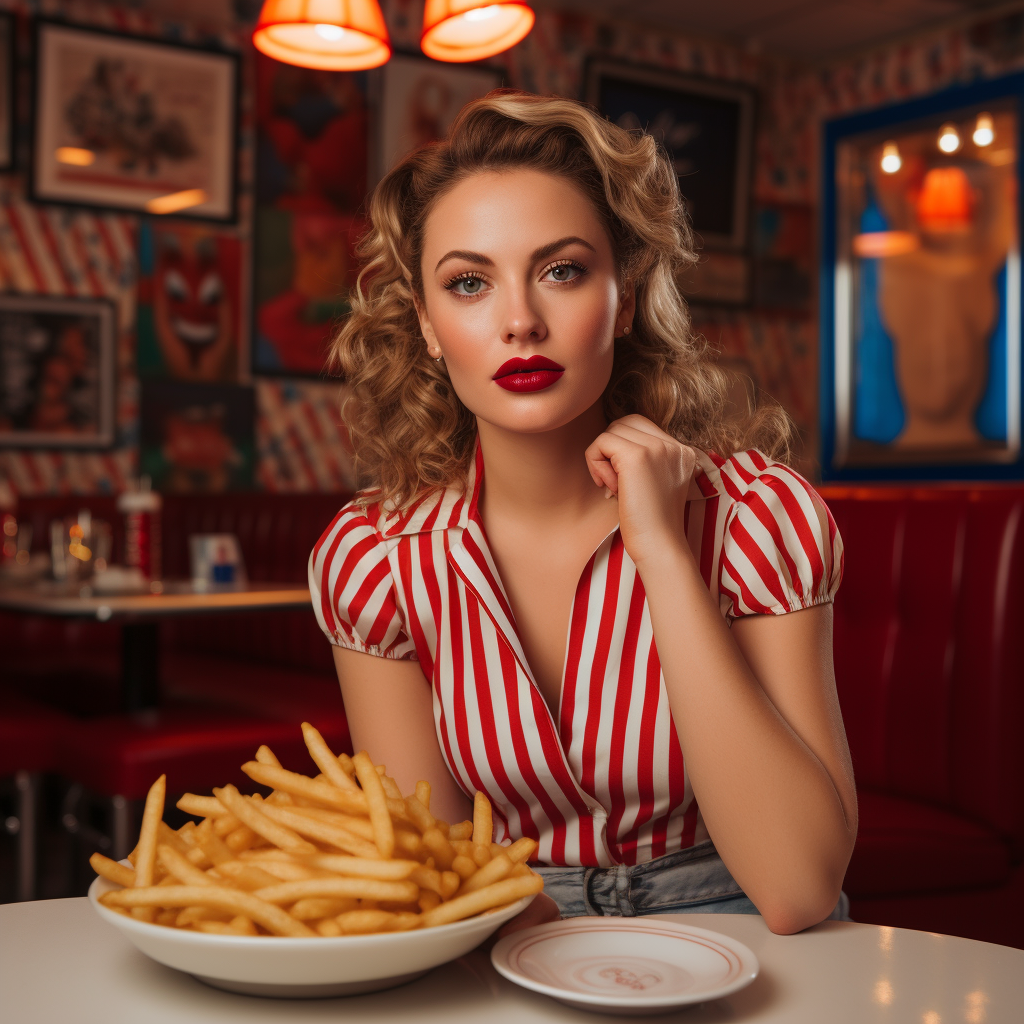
[637,539,856,933]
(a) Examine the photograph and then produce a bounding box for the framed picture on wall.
[821,73,1024,482]
[251,52,369,377]
[30,20,239,221]
[377,52,502,178]
[0,13,14,171]
[140,379,254,492]
[0,293,117,448]
[585,59,756,252]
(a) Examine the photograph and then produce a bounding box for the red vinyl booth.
[5,485,1024,947]
[821,485,1024,948]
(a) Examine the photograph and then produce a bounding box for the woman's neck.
[475,401,611,525]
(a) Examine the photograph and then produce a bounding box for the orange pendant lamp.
[421,1,535,62]
[253,0,391,71]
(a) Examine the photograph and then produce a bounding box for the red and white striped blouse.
[309,446,843,868]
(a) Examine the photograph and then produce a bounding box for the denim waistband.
[533,840,745,918]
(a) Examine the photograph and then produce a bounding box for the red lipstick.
[492,355,565,393]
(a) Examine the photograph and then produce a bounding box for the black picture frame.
[0,292,118,448]
[585,58,756,253]
[29,19,240,223]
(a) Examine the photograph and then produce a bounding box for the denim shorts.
[533,840,851,922]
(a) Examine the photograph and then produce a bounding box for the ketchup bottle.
[117,476,162,581]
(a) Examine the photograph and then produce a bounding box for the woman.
[310,92,857,934]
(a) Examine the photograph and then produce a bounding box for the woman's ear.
[617,281,637,334]
[412,292,441,358]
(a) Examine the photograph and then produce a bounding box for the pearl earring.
[622,325,631,335]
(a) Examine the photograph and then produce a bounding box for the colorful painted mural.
[4,0,1024,498]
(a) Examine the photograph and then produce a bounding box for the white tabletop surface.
[2,899,1022,1023]
[0,580,311,619]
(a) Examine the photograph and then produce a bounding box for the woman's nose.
[501,286,547,344]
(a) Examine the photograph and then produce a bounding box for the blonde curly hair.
[330,90,793,507]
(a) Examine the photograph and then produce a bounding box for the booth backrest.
[7,492,352,675]
[820,486,1024,855]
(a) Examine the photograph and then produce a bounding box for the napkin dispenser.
[189,534,247,588]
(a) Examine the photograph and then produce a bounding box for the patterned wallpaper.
[3,1,1023,497]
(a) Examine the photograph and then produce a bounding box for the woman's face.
[416,168,633,434]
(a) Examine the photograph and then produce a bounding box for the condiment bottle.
[117,476,162,581]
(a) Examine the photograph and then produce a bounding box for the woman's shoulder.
[703,449,822,509]
[705,449,843,618]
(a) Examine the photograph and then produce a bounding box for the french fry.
[134,775,166,888]
[224,825,258,853]
[301,722,360,793]
[409,865,443,894]
[418,890,441,912]
[473,792,492,846]
[336,909,401,935]
[290,897,358,920]
[156,844,216,887]
[457,852,513,895]
[422,827,455,870]
[304,854,417,880]
[214,860,281,891]
[440,871,461,900]
[316,918,343,936]
[448,821,473,841]
[192,819,234,866]
[177,794,229,818]
[213,785,317,856]
[379,774,404,801]
[176,905,231,927]
[415,780,431,809]
[102,884,315,937]
[254,745,281,767]
[257,802,380,859]
[89,852,136,888]
[421,874,543,928]
[253,877,419,905]
[451,855,477,880]
[404,795,435,834]
[352,751,395,860]
[505,837,538,864]
[241,762,368,815]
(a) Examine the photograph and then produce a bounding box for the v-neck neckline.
[455,455,623,746]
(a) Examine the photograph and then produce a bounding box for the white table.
[3,900,1022,1023]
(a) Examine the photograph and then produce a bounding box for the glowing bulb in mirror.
[973,113,994,147]
[880,141,902,174]
[938,122,961,154]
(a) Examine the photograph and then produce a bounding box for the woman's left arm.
[587,416,858,935]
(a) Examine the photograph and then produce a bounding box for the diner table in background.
[2,901,1022,1023]
[0,581,311,712]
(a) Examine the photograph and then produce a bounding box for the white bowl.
[89,873,535,998]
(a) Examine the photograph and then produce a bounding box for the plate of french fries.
[88,723,544,997]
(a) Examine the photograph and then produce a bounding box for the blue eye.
[446,274,487,295]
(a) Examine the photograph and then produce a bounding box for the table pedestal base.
[121,622,160,711]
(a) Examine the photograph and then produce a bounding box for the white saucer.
[490,917,759,1015]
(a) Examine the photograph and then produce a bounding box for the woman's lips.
[492,355,565,393]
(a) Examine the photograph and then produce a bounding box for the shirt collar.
[377,438,725,538]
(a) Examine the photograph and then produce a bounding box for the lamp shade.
[253,0,391,71]
[421,1,534,63]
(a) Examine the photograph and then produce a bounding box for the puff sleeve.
[717,454,843,620]
[308,502,417,660]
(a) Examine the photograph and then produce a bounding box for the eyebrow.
[434,235,598,273]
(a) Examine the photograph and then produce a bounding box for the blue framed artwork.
[821,73,1024,481]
